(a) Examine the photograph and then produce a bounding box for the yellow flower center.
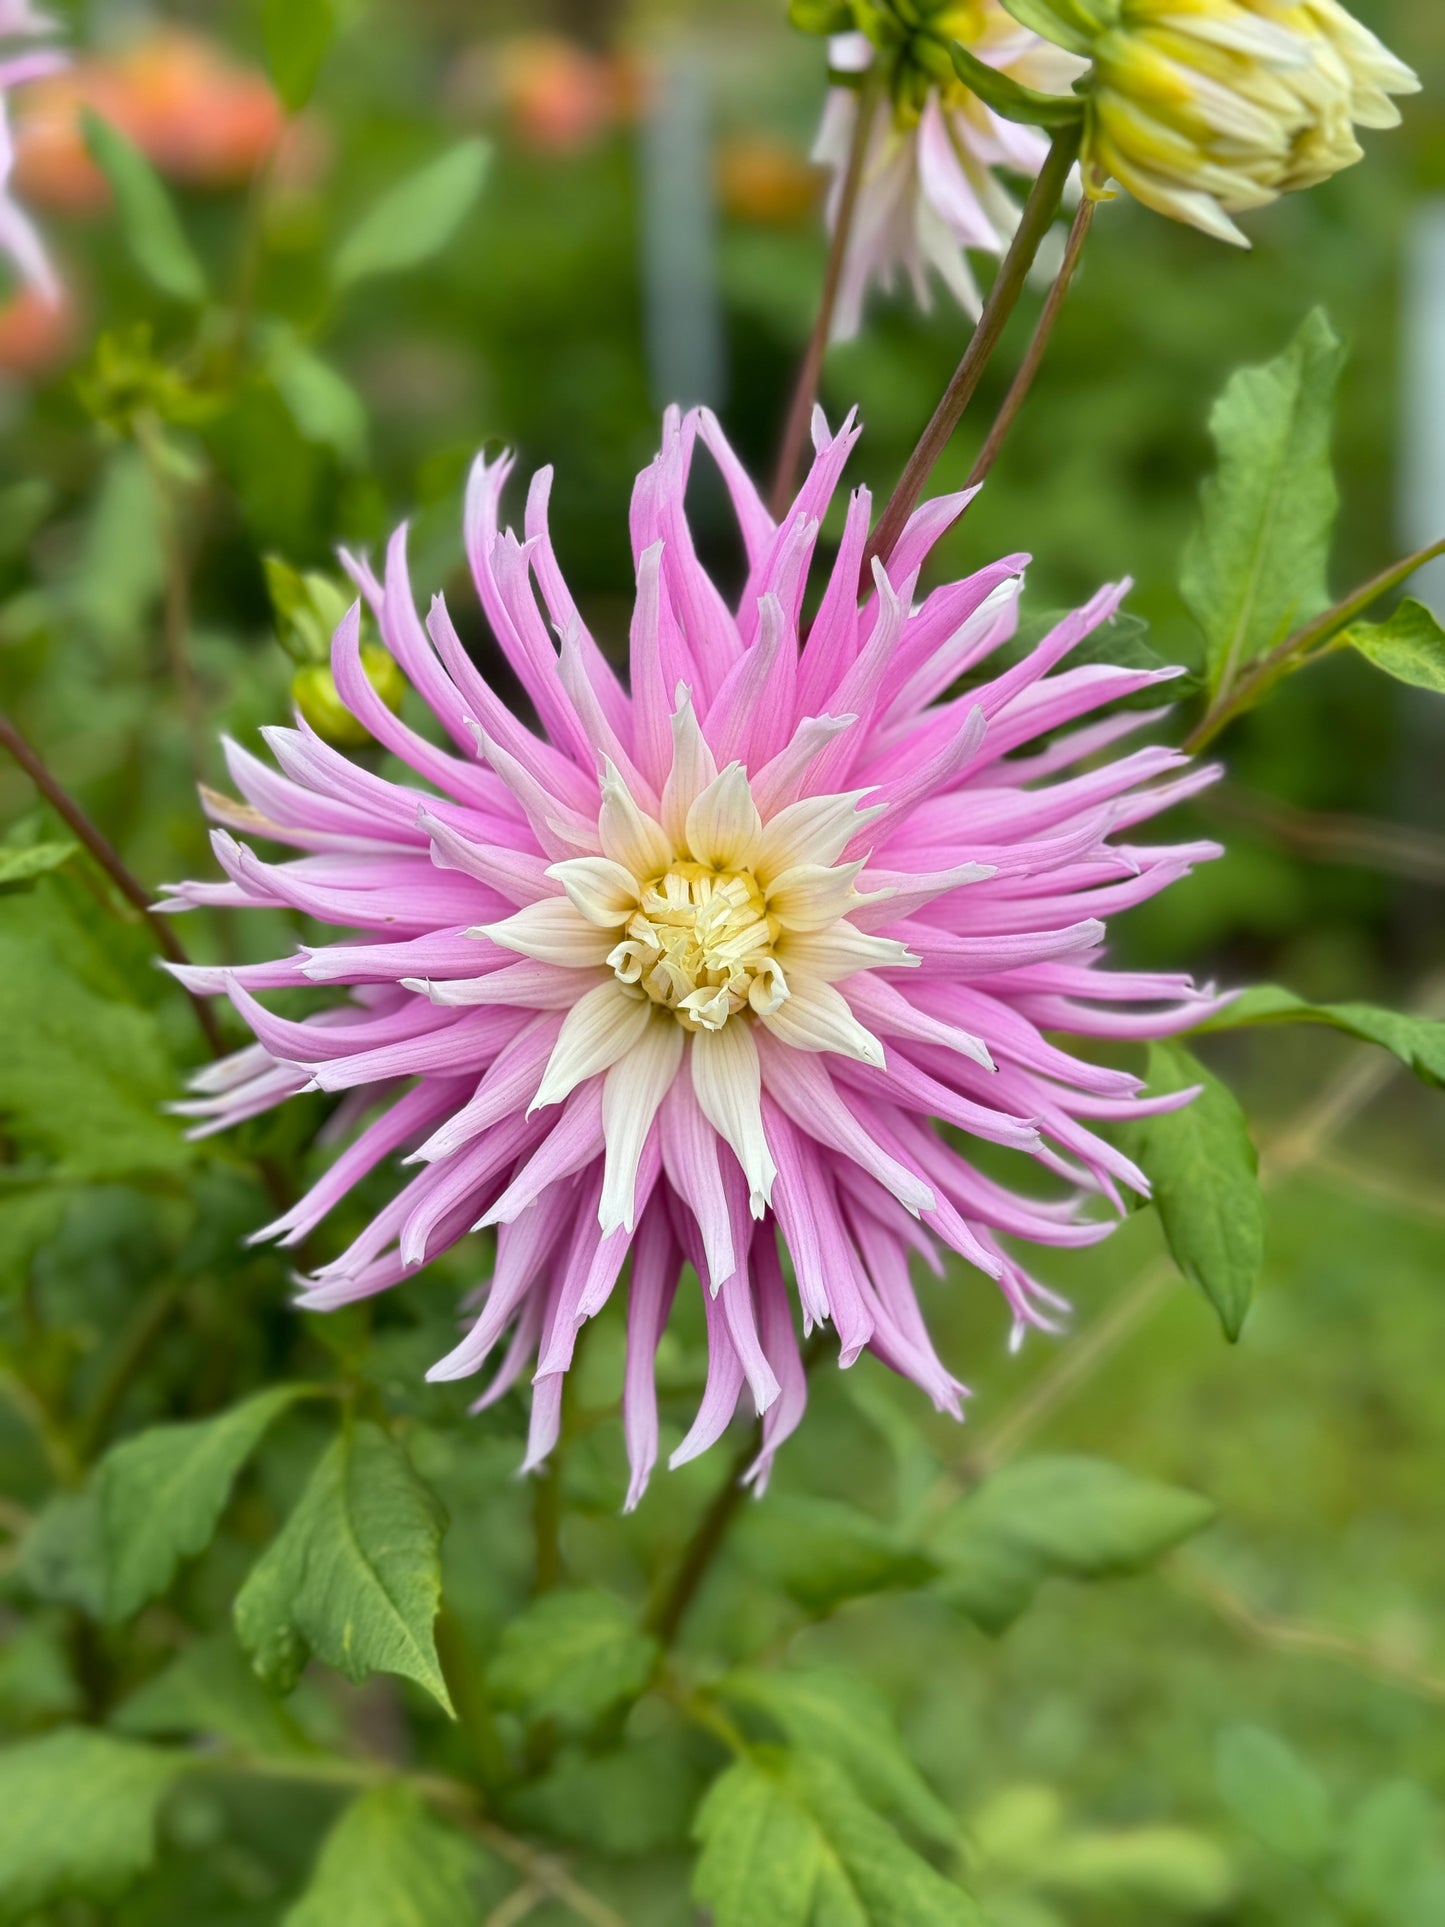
[606,861,788,1032]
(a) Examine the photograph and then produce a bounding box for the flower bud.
[1074,0,1418,244]
[292,647,404,749]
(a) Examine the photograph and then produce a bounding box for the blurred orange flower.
[450,33,648,156]
[716,136,821,228]
[0,279,76,375]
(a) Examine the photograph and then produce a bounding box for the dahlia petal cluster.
[816,6,1083,340]
[0,1,66,300]
[166,407,1221,1502]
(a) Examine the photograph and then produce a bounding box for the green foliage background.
[0,2,1442,1922]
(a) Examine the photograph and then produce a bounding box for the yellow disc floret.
[607,862,788,1032]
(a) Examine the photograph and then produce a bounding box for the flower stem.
[644,1422,761,1646]
[965,194,1094,491]
[862,126,1080,585]
[769,73,882,520]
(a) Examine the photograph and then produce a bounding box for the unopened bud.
[292,646,405,749]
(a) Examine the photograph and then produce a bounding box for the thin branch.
[0,709,226,1059]
[1203,783,1445,887]
[769,74,881,518]
[965,195,1094,491]
[861,128,1080,585]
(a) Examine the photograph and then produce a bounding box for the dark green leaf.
[0,1730,183,1920]
[1182,310,1345,695]
[509,1736,703,1857]
[1196,984,1445,1088]
[262,0,334,111]
[14,1488,108,1616]
[284,1786,491,1927]
[489,1587,658,1727]
[950,41,1084,128]
[114,1634,310,1756]
[234,1421,453,1713]
[718,1669,956,1843]
[1344,598,1445,694]
[81,111,208,303]
[334,140,491,288]
[1124,1042,1263,1340]
[100,1385,314,1620]
[0,841,76,888]
[930,1456,1214,1634]
[1215,1725,1331,1864]
[735,1495,938,1614]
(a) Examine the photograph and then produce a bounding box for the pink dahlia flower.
[165,407,1220,1503]
[0,2,66,302]
[817,15,1083,341]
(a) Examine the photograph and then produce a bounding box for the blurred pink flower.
[816,11,1082,340]
[165,409,1220,1502]
[0,1,66,300]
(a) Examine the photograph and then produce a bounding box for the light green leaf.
[234,1420,453,1714]
[334,140,491,288]
[1344,598,1445,694]
[14,1487,108,1617]
[996,0,1102,56]
[489,1588,658,1728]
[930,1456,1214,1634]
[1215,1725,1331,1864]
[284,1786,490,1927]
[1037,1827,1235,1910]
[266,328,368,467]
[0,1730,184,1920]
[950,41,1084,128]
[1182,310,1345,695]
[694,1753,823,1927]
[718,1669,956,1844]
[1338,1781,1437,1918]
[1125,1042,1263,1341]
[1196,984,1445,1089]
[263,0,334,111]
[81,111,208,304]
[100,1385,313,1620]
[114,1634,310,1757]
[735,1495,939,1615]
[0,841,77,888]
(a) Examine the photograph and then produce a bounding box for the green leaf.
[996,0,1104,56]
[114,1634,310,1757]
[1196,984,1445,1089]
[265,327,369,467]
[0,841,77,888]
[1344,597,1445,694]
[81,111,208,304]
[694,1750,985,1927]
[0,1730,183,1920]
[489,1588,658,1728]
[100,1385,313,1620]
[334,139,491,288]
[930,1456,1214,1634]
[788,0,856,32]
[718,1669,956,1844]
[1182,310,1345,695]
[1338,1781,1437,1919]
[1037,1827,1234,1909]
[234,1420,453,1714]
[735,1495,938,1615]
[1124,1042,1263,1341]
[284,1786,491,1927]
[262,0,334,112]
[950,41,1084,128]
[1215,1725,1332,1864]
[508,1736,703,1858]
[14,1487,108,1616]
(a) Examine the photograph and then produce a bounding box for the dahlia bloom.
[166,407,1220,1502]
[815,8,1083,341]
[0,2,66,302]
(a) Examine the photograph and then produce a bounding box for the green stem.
[861,126,1080,586]
[643,1423,761,1645]
[75,1279,183,1462]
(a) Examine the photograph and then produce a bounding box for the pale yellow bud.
[1081,0,1419,244]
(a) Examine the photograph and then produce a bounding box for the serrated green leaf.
[489,1588,658,1727]
[1344,598,1445,694]
[1215,1725,1331,1864]
[735,1495,939,1614]
[263,0,334,112]
[1196,984,1445,1089]
[1124,1042,1263,1341]
[1182,310,1345,695]
[284,1785,491,1927]
[0,841,77,888]
[100,1385,313,1620]
[114,1634,310,1757]
[950,41,1084,128]
[0,1730,184,1920]
[81,111,208,304]
[235,1421,453,1714]
[334,139,491,288]
[930,1456,1214,1633]
[694,1752,823,1927]
[718,1669,956,1844]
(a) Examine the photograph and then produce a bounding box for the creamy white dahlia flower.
[165,407,1222,1502]
[815,5,1083,340]
[0,2,66,300]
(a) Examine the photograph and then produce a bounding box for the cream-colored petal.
[660,687,718,847]
[598,1011,684,1234]
[689,1021,775,1218]
[685,763,762,870]
[546,856,641,928]
[775,922,918,982]
[531,978,654,1111]
[753,789,882,882]
[598,759,672,879]
[475,898,620,967]
[759,975,884,1067]
[765,860,873,933]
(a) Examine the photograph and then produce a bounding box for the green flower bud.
[291,646,405,749]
